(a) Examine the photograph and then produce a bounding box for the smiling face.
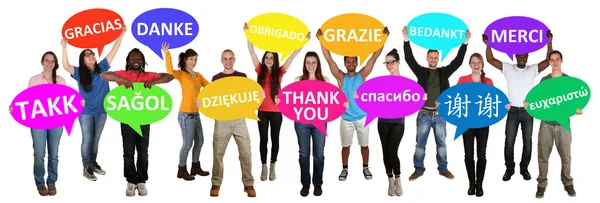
[264,52,274,68]
[385,55,399,74]
[305,56,318,74]
[515,54,529,68]
[344,57,358,72]
[469,55,483,74]
[83,49,96,67]
[185,55,198,69]
[221,51,235,70]
[41,53,56,72]
[128,52,143,70]
[426,51,439,67]
[549,52,562,70]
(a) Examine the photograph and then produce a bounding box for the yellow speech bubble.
[245,13,309,63]
[319,13,387,66]
[197,76,264,121]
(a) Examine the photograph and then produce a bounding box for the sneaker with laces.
[92,164,106,175]
[363,167,373,180]
[137,183,147,196]
[83,166,97,181]
[338,169,348,181]
[126,182,137,197]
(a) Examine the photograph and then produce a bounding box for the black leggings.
[463,127,489,181]
[378,122,405,176]
[257,111,283,164]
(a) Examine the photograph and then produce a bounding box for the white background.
[0,0,597,203]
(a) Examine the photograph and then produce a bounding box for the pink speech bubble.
[277,80,348,136]
[10,84,84,136]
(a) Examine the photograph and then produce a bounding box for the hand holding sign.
[132,8,199,59]
[318,13,389,66]
[277,80,347,136]
[524,76,590,132]
[244,13,310,62]
[406,12,469,61]
[62,8,125,56]
[483,16,550,60]
[104,83,173,136]
[437,83,510,140]
[10,84,84,136]
[354,76,426,127]
[197,77,264,120]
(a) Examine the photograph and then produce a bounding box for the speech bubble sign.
[318,13,388,66]
[103,83,173,136]
[62,8,125,56]
[245,13,309,63]
[525,76,591,132]
[407,12,468,62]
[354,75,426,127]
[131,8,199,59]
[276,80,347,136]
[197,77,264,121]
[484,16,549,61]
[437,83,510,140]
[10,84,84,136]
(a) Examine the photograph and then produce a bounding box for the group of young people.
[14,23,580,199]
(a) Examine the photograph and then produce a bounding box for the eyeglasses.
[383,60,398,65]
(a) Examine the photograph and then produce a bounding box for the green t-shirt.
[424,69,441,108]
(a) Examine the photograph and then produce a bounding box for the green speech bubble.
[104,82,173,136]
[525,76,591,132]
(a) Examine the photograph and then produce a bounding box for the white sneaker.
[126,183,137,197]
[388,177,396,196]
[137,183,147,196]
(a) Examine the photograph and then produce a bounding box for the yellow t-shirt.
[165,51,210,113]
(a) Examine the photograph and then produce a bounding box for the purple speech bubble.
[10,84,84,136]
[355,75,426,127]
[484,16,549,61]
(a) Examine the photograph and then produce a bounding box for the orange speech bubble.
[318,13,387,66]
[62,8,124,56]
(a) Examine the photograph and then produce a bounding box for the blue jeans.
[178,112,204,166]
[294,122,326,186]
[78,114,107,167]
[32,127,63,187]
[413,110,448,174]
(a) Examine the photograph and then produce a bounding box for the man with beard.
[316,27,389,181]
[100,48,174,197]
[482,30,552,182]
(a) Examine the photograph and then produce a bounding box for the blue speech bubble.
[437,83,509,140]
[131,8,199,59]
[407,12,468,61]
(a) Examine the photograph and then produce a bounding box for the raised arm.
[482,34,503,70]
[60,39,75,75]
[402,26,425,76]
[105,26,127,64]
[161,42,176,75]
[359,27,388,81]
[316,29,344,82]
[282,32,311,71]
[243,23,260,68]
[442,29,470,76]
[537,30,553,72]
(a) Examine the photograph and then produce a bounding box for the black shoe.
[565,185,576,197]
[314,185,322,196]
[502,169,514,181]
[520,168,531,180]
[536,187,545,198]
[468,182,475,196]
[475,181,484,197]
[300,185,309,197]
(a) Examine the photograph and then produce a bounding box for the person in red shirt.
[100,48,174,197]
[456,53,494,197]
[243,22,310,181]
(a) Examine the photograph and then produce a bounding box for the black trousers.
[378,122,405,176]
[257,111,283,164]
[121,123,150,184]
[463,127,489,182]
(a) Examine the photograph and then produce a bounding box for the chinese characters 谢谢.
[444,93,502,118]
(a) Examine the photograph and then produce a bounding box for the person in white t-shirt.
[481,31,553,182]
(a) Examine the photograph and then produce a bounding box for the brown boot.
[48,185,57,196]
[177,165,195,181]
[210,185,220,197]
[244,186,256,197]
[190,162,210,176]
[38,185,48,196]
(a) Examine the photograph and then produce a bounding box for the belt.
[420,108,439,116]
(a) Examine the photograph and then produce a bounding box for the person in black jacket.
[401,26,470,181]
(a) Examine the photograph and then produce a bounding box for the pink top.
[28,72,66,87]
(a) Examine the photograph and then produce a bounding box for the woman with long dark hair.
[60,26,126,181]
[9,51,67,196]
[243,22,309,181]
[456,53,494,197]
[161,43,211,181]
[294,51,330,197]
